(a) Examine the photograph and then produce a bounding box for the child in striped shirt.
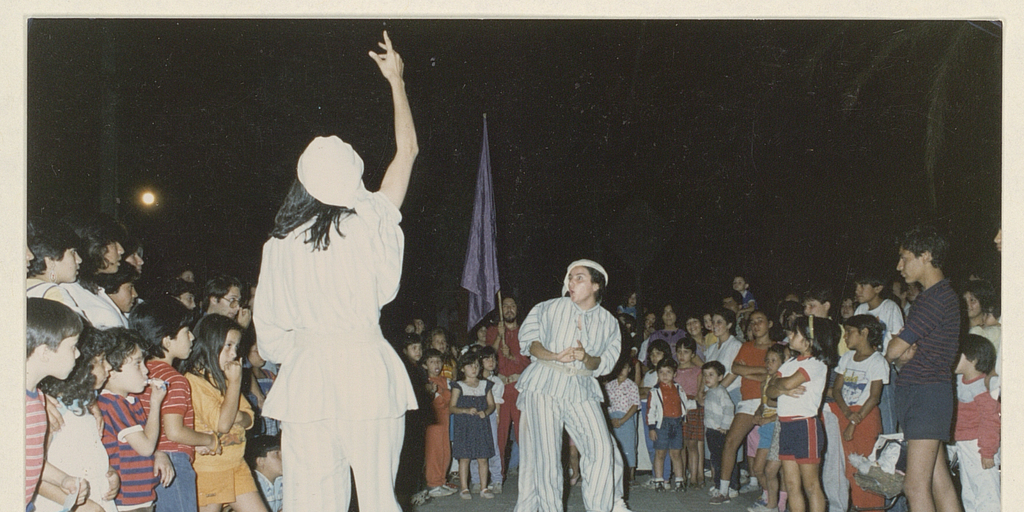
[25,298,88,511]
[98,328,168,512]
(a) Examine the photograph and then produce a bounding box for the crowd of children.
[26,207,1000,512]
[25,212,284,512]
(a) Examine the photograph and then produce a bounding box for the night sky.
[27,19,1001,338]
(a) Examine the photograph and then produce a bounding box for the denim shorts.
[653,416,683,450]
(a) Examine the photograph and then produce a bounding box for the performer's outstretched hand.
[369,30,404,84]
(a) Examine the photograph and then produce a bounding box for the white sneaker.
[739,482,761,494]
[428,486,456,497]
[747,504,776,512]
[709,487,722,498]
[728,487,739,498]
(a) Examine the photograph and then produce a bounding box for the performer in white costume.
[514,259,633,512]
[253,31,418,512]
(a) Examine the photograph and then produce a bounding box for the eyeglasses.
[220,296,241,307]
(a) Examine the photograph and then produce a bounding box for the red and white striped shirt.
[26,389,48,506]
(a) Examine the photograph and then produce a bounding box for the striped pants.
[515,391,624,512]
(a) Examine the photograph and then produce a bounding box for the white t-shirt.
[775,356,827,419]
[834,351,889,407]
[854,299,904,354]
[705,335,743,393]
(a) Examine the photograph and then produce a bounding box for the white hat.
[297,136,366,207]
[562,259,609,297]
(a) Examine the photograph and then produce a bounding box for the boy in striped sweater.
[98,328,169,511]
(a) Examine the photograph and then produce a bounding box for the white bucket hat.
[297,135,367,207]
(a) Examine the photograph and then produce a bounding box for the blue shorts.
[779,417,823,464]
[653,417,684,450]
[757,421,776,450]
[896,382,954,441]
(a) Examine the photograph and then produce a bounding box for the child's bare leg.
[478,459,489,490]
[459,459,470,491]
[669,449,685,480]
[230,491,270,512]
[685,440,701,484]
[765,459,782,508]
[653,449,667,480]
[782,460,804,512]
[799,462,825,512]
[696,440,705,485]
[752,448,768,491]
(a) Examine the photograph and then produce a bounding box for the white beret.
[297,136,365,207]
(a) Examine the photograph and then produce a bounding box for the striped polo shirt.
[895,279,960,386]
[139,360,196,460]
[26,389,47,507]
[98,391,158,507]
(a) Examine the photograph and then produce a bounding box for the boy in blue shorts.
[885,226,961,512]
[646,358,693,491]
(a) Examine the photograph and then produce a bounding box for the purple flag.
[461,116,500,330]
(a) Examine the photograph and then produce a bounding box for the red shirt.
[736,341,770,401]
[429,376,451,427]
[26,389,47,506]
[487,325,530,377]
[138,360,196,460]
[658,382,683,418]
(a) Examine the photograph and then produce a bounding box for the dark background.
[27,19,1001,340]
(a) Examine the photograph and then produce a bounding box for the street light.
[141,191,156,206]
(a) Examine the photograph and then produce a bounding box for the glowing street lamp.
[141,191,156,206]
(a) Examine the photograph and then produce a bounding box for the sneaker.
[642,478,662,490]
[709,487,722,497]
[470,483,482,493]
[491,482,502,494]
[480,488,495,499]
[428,486,455,498]
[727,487,740,498]
[410,489,430,505]
[442,483,458,492]
[739,482,761,494]
[710,493,732,505]
[673,479,686,492]
[704,468,713,478]
[747,504,776,512]
[459,489,472,500]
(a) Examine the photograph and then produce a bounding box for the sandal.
[459,489,472,500]
[480,487,495,499]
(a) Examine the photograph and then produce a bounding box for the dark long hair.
[182,314,243,394]
[39,324,118,414]
[62,212,127,293]
[269,180,355,251]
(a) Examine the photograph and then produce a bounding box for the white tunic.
[254,191,416,422]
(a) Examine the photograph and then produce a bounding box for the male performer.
[487,295,529,476]
[253,32,418,512]
[514,259,632,512]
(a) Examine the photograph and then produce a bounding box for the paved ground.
[413,473,763,512]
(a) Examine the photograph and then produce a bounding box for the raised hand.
[223,360,243,384]
[368,31,404,84]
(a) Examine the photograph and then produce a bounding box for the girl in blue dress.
[449,351,496,500]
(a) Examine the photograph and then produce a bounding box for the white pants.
[956,440,1000,512]
[282,416,404,512]
[821,405,849,512]
[515,392,623,512]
